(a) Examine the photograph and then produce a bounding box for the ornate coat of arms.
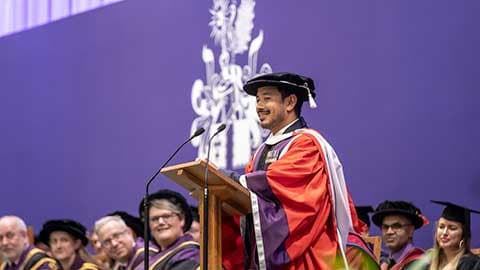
[190,0,272,169]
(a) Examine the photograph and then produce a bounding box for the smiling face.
[49,231,80,262]
[256,86,298,134]
[97,221,134,262]
[149,200,185,250]
[436,217,464,251]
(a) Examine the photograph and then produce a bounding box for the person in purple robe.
[0,216,60,270]
[39,219,100,270]
[138,189,200,270]
[94,216,157,270]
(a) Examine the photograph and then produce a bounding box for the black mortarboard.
[355,206,374,228]
[431,200,480,239]
[39,219,89,246]
[139,189,193,232]
[107,211,144,239]
[243,72,317,108]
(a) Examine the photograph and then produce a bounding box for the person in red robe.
[222,72,367,270]
[371,200,428,270]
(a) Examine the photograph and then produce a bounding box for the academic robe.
[114,238,158,270]
[390,245,425,270]
[0,246,59,270]
[222,118,366,270]
[146,234,199,270]
[70,255,99,270]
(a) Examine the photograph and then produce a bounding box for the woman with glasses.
[139,189,200,270]
[39,219,100,270]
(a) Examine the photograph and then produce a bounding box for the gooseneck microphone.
[143,127,205,270]
[202,123,226,270]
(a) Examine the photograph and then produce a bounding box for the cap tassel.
[307,88,317,109]
[418,213,430,226]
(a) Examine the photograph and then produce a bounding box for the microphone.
[202,123,226,270]
[143,127,205,270]
[192,127,207,138]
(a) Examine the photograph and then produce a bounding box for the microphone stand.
[202,123,226,270]
[143,127,205,270]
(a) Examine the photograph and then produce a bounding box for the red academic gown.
[222,124,366,270]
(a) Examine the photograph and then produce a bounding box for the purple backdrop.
[0,0,478,249]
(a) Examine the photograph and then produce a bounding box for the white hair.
[94,215,127,236]
[0,216,27,232]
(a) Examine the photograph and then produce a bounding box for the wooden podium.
[161,160,251,270]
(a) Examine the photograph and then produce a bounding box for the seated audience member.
[187,206,200,243]
[0,216,60,270]
[102,211,144,269]
[39,219,100,270]
[107,211,144,240]
[372,200,428,270]
[94,216,157,270]
[426,200,480,270]
[88,231,109,269]
[139,189,200,270]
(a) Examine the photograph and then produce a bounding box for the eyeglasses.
[149,213,179,224]
[381,223,412,232]
[100,230,127,248]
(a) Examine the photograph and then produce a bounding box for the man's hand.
[218,168,241,182]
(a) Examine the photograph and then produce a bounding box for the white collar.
[265,118,299,145]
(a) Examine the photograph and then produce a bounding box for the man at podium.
[222,72,367,269]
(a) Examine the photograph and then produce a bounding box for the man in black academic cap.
[372,200,428,270]
[428,200,480,270]
[221,72,368,270]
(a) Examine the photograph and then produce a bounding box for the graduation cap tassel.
[307,88,317,109]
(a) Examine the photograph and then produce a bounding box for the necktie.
[256,145,272,170]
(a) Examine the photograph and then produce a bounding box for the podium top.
[161,160,251,215]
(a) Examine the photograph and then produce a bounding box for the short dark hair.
[277,86,303,116]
